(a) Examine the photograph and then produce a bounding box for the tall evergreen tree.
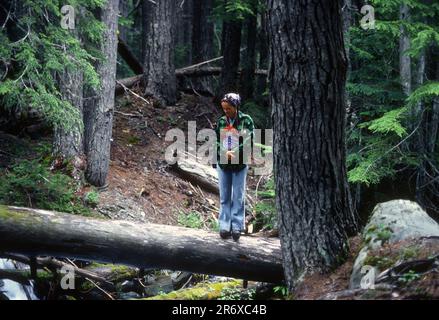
[142,0,177,105]
[219,0,242,96]
[268,0,358,290]
[83,0,120,187]
[191,0,215,95]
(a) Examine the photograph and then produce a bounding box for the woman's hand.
[226,150,235,160]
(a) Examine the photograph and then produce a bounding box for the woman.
[214,93,255,241]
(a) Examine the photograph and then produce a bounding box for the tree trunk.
[399,3,411,97]
[0,206,284,283]
[220,4,242,97]
[256,9,269,102]
[118,0,130,42]
[53,69,84,161]
[415,51,427,206]
[83,0,119,187]
[190,0,215,95]
[268,0,358,291]
[241,3,258,101]
[175,0,193,67]
[53,10,85,180]
[142,0,177,106]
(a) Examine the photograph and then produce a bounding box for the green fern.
[359,107,408,137]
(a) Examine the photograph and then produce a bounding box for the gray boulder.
[350,200,439,289]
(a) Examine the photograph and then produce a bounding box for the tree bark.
[256,8,269,102]
[142,0,177,106]
[0,206,284,283]
[175,0,193,67]
[53,5,85,163]
[415,51,427,206]
[220,4,242,97]
[118,0,130,42]
[241,3,258,101]
[83,0,119,187]
[189,0,215,95]
[399,3,412,97]
[53,69,84,161]
[268,0,358,291]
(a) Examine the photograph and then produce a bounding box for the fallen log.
[117,36,143,75]
[170,156,219,195]
[169,156,255,212]
[0,206,283,283]
[115,67,268,95]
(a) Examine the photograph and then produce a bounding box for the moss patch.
[142,280,242,300]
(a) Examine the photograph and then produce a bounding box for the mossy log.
[143,280,242,300]
[0,206,283,283]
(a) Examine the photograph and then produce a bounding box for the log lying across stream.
[0,206,283,283]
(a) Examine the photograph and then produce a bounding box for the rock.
[119,280,137,293]
[118,291,141,300]
[143,274,175,297]
[170,271,192,289]
[350,200,439,289]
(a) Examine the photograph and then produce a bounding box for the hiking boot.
[232,231,241,241]
[219,230,231,239]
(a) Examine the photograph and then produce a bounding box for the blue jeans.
[217,165,248,232]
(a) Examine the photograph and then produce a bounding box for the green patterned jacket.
[214,111,255,171]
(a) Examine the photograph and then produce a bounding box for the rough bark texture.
[415,51,427,205]
[220,7,242,97]
[241,3,258,101]
[256,9,269,102]
[175,0,193,66]
[415,50,439,217]
[190,0,215,95]
[83,0,119,187]
[268,0,358,290]
[53,69,84,161]
[0,206,284,283]
[118,0,129,42]
[53,11,85,163]
[399,3,412,97]
[142,0,177,106]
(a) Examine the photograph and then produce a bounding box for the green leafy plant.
[219,287,255,300]
[177,211,204,229]
[273,285,288,297]
[0,158,91,215]
[363,224,393,245]
[398,270,421,284]
[84,190,100,208]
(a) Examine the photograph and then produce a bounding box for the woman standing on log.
[214,93,255,241]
